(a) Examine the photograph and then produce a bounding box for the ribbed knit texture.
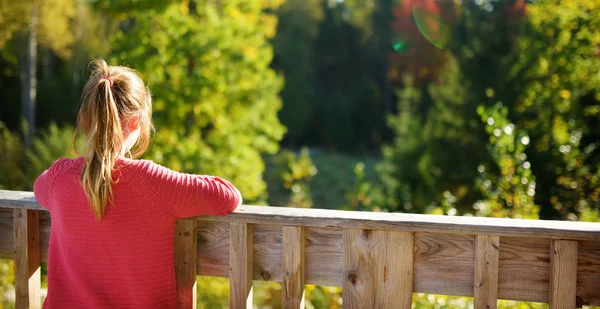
[33,157,241,309]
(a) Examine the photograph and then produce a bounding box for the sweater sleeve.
[34,169,51,211]
[33,158,70,212]
[137,160,242,219]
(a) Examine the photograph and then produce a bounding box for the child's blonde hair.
[74,59,153,220]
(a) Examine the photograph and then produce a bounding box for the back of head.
[74,59,153,220]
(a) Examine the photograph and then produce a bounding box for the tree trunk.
[19,5,37,147]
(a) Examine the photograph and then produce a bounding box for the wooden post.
[175,218,198,309]
[342,229,413,309]
[230,222,253,309]
[550,240,578,309]
[13,208,41,309]
[282,226,305,308]
[474,235,499,309]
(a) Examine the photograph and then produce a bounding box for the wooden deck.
[1,189,599,308]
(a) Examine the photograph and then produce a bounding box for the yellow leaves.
[38,0,76,58]
[261,0,285,10]
[179,2,189,15]
[559,89,571,99]
[552,116,570,145]
[538,57,549,74]
[0,1,29,48]
[243,45,258,61]
[261,14,278,39]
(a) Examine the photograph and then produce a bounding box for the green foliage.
[380,57,486,215]
[510,0,600,220]
[380,0,600,221]
[0,122,23,190]
[196,276,229,309]
[273,0,391,150]
[267,150,380,209]
[108,0,285,203]
[0,260,15,309]
[266,148,317,208]
[344,161,385,211]
[0,0,75,57]
[476,104,538,219]
[0,121,76,190]
[272,0,323,141]
[411,293,549,309]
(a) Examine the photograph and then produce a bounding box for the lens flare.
[412,5,450,49]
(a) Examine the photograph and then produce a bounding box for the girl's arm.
[137,160,242,219]
[33,169,51,211]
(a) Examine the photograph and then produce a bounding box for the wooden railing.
[1,190,600,309]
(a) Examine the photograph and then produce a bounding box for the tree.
[271,0,323,147]
[509,0,600,219]
[0,0,75,145]
[106,0,286,203]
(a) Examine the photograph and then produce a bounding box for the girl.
[33,59,241,309]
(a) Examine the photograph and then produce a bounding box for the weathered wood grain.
[175,218,198,309]
[342,229,413,309]
[282,226,305,308]
[0,207,13,259]
[3,190,600,241]
[305,227,343,286]
[13,208,41,309]
[192,223,600,305]
[413,232,475,297]
[381,231,413,308]
[474,235,499,309]
[577,240,600,306]
[229,222,253,309]
[550,240,577,309]
[2,190,600,306]
[498,237,550,303]
[197,221,230,278]
[253,225,282,283]
[342,229,378,309]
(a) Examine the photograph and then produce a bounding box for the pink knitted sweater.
[33,157,241,309]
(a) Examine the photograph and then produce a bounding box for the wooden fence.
[1,190,599,309]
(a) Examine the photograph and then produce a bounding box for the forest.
[0,0,599,308]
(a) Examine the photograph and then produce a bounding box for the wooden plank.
[577,240,600,306]
[206,205,600,241]
[498,237,550,303]
[282,226,305,308]
[550,240,577,309]
[0,209,50,261]
[229,222,253,309]
[2,194,600,307]
[413,232,475,297]
[193,224,600,306]
[0,191,43,210]
[342,229,413,309]
[0,207,13,259]
[382,231,413,308]
[197,224,344,286]
[305,227,343,286]
[197,221,230,278]
[3,190,600,241]
[13,208,41,309]
[474,235,499,309]
[253,225,282,283]
[175,218,198,309]
[40,211,51,262]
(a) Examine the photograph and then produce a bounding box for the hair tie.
[104,76,113,88]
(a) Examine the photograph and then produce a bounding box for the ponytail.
[74,59,153,220]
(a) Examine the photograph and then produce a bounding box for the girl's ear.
[127,116,141,132]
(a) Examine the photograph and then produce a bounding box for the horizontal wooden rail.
[1,190,600,308]
[2,190,599,241]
